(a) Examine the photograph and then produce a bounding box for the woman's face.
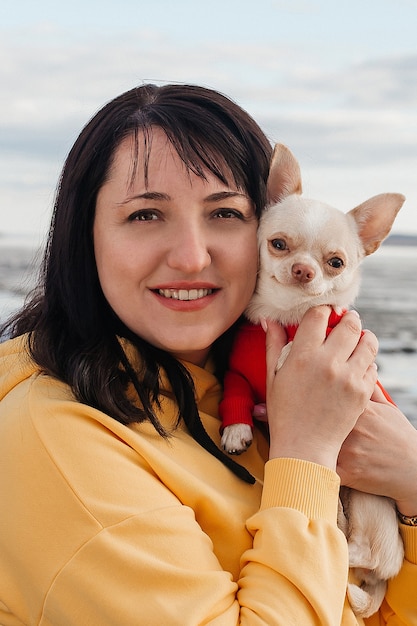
[94,129,258,366]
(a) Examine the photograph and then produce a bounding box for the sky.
[1,0,417,243]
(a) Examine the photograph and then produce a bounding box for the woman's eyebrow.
[120,191,170,205]
[205,191,248,202]
[119,191,248,205]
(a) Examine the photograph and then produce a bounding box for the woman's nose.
[166,224,211,273]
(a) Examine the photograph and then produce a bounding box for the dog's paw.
[347,580,387,619]
[221,424,253,455]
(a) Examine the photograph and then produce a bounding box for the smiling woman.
[94,129,258,365]
[0,83,417,625]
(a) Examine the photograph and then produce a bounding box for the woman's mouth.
[158,288,214,301]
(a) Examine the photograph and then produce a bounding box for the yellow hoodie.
[0,335,416,625]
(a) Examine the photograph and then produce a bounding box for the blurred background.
[1,0,416,424]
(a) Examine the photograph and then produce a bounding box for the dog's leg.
[222,342,292,455]
[221,424,253,455]
[346,490,404,578]
[340,488,404,618]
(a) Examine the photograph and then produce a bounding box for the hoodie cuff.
[260,457,341,524]
[400,524,417,565]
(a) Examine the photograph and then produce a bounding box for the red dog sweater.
[219,311,393,432]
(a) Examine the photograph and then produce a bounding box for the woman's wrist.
[268,442,337,471]
[395,489,417,519]
[396,495,417,522]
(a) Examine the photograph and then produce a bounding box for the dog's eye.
[270,238,287,251]
[328,257,344,269]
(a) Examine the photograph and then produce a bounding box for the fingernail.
[350,309,360,318]
[260,317,268,332]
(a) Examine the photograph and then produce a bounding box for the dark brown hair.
[2,84,272,482]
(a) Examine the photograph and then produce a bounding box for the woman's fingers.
[264,306,379,468]
[294,308,379,398]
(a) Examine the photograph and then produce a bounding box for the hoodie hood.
[0,335,39,402]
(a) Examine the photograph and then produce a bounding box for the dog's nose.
[292,263,315,283]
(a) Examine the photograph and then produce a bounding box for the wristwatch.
[397,510,417,526]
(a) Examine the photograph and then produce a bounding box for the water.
[0,236,41,320]
[356,245,417,427]
[0,238,416,426]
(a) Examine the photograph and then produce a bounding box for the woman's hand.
[265,306,379,470]
[337,384,417,516]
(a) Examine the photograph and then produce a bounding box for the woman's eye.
[328,257,344,269]
[214,209,244,220]
[270,238,287,250]
[128,210,159,222]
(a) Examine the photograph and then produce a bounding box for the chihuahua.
[219,143,405,618]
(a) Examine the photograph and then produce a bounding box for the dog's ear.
[349,193,405,255]
[267,143,302,204]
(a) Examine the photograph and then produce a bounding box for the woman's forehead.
[110,127,239,191]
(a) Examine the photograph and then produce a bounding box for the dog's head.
[246,144,405,325]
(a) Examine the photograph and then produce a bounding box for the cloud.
[325,55,417,108]
[261,109,417,165]
[1,29,417,235]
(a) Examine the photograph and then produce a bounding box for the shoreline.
[1,242,416,427]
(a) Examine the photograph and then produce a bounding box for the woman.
[0,83,416,625]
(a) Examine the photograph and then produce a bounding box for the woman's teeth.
[158,288,213,301]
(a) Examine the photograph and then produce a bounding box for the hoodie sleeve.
[1,373,353,626]
[37,458,353,626]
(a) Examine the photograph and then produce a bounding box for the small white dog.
[220,143,405,617]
